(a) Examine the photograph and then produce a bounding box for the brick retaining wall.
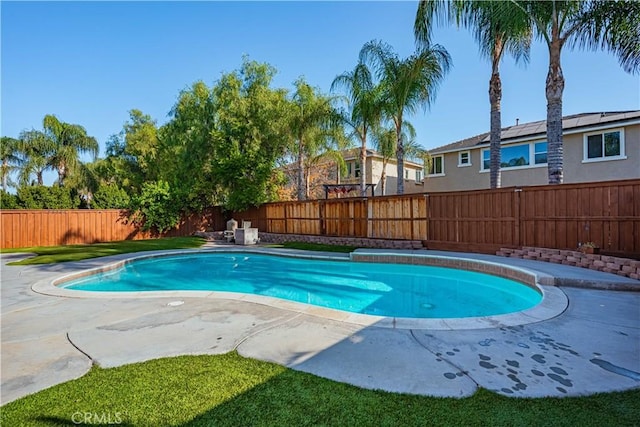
[497,247,640,280]
[256,233,425,250]
[194,230,424,250]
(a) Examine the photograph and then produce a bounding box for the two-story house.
[425,111,640,192]
[281,148,426,200]
[340,149,425,196]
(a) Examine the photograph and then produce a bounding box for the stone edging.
[497,247,640,280]
[257,232,424,250]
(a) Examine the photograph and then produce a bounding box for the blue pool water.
[63,253,542,318]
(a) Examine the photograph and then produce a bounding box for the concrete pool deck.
[1,246,639,404]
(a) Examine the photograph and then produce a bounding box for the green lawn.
[1,236,206,265]
[2,352,638,427]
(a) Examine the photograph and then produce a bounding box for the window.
[429,155,444,176]
[534,142,547,165]
[405,169,410,179]
[347,161,361,178]
[458,151,471,167]
[584,130,624,161]
[481,141,547,171]
[415,169,423,181]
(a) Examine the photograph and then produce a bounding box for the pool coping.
[31,247,569,330]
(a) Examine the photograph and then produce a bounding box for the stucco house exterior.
[339,149,425,196]
[280,148,425,200]
[424,111,640,192]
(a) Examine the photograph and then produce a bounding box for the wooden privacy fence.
[0,208,224,249]
[232,179,640,258]
[2,179,639,257]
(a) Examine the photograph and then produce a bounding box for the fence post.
[514,188,522,247]
[320,200,326,235]
[425,194,430,244]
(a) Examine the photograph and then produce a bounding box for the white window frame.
[415,169,423,182]
[582,128,626,163]
[347,161,361,178]
[428,155,445,177]
[458,150,471,167]
[480,140,548,173]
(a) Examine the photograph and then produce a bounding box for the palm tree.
[372,121,419,196]
[42,114,99,186]
[510,0,640,184]
[16,129,55,186]
[1,137,22,192]
[290,79,342,200]
[360,40,451,195]
[415,0,531,189]
[330,62,382,197]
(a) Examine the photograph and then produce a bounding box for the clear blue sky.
[2,1,639,182]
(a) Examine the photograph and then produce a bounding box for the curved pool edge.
[31,247,569,330]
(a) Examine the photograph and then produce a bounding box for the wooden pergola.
[323,184,375,199]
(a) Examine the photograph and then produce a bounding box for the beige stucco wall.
[424,123,639,192]
[367,157,424,196]
[563,124,639,183]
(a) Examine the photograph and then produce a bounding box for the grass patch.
[2,237,206,265]
[265,241,357,253]
[2,352,638,426]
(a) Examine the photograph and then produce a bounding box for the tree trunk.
[2,159,7,192]
[58,162,67,187]
[360,133,367,197]
[297,137,306,201]
[489,46,502,189]
[305,170,311,200]
[37,171,44,186]
[380,165,387,196]
[546,37,565,184]
[395,120,404,195]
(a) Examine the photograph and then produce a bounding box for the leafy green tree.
[331,63,382,196]
[511,0,640,184]
[415,0,531,189]
[42,114,99,186]
[1,136,22,191]
[160,81,221,212]
[360,40,451,195]
[17,185,79,209]
[210,60,292,209]
[92,183,131,209]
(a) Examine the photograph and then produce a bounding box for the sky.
[2,1,639,185]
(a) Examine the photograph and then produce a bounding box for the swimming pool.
[61,252,542,319]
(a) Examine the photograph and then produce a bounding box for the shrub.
[129,180,180,233]
[0,190,19,209]
[92,183,131,209]
[17,186,80,209]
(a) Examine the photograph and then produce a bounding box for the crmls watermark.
[71,411,124,425]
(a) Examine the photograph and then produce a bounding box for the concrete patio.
[2,247,639,405]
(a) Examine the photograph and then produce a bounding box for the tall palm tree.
[511,0,640,184]
[1,137,22,192]
[42,114,99,186]
[415,0,531,189]
[372,121,419,196]
[360,40,451,195]
[16,129,55,186]
[330,62,382,197]
[290,79,341,201]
